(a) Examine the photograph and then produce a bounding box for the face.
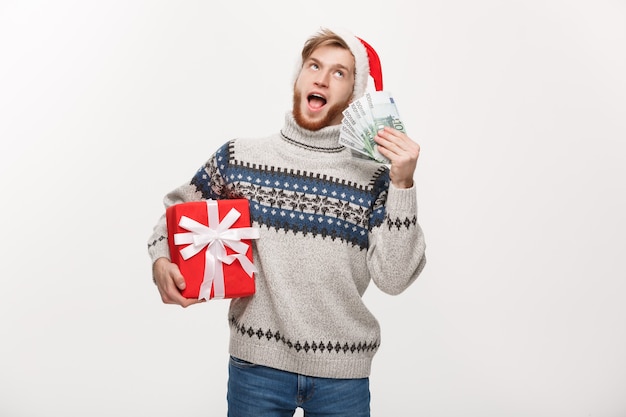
[292,44,355,131]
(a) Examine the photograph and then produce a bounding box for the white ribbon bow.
[173,200,260,300]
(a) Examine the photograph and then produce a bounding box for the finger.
[179,297,204,308]
[380,127,417,149]
[160,282,196,307]
[158,281,182,304]
[375,129,407,152]
[166,263,187,291]
[375,135,405,159]
[375,142,394,161]
[378,130,420,159]
[378,126,406,142]
[173,274,187,291]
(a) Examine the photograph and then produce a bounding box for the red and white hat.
[296,27,384,100]
[333,28,383,99]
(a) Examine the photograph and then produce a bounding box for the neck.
[280,112,344,152]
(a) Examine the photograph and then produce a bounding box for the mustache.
[292,90,351,131]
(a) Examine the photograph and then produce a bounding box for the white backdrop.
[1,1,625,416]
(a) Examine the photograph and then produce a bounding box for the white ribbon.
[173,200,260,300]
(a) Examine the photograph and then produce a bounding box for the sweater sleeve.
[366,183,427,295]
[146,144,228,265]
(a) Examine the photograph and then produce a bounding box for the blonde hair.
[300,28,353,68]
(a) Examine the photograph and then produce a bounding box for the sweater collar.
[280,112,344,153]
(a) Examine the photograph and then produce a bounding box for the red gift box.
[166,199,259,300]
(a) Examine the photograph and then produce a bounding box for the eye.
[334,70,345,78]
[310,63,319,70]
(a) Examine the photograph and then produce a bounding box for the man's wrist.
[152,257,170,284]
[392,179,414,189]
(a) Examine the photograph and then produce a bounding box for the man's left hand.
[374,126,421,188]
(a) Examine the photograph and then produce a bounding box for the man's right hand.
[152,257,204,308]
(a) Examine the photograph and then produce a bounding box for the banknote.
[339,91,405,164]
[341,108,364,144]
[345,101,378,159]
[345,100,375,142]
[365,91,406,134]
[339,124,367,155]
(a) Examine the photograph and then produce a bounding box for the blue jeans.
[227,356,370,417]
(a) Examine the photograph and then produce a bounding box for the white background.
[1,1,625,416]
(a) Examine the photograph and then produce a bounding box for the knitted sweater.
[147,112,427,379]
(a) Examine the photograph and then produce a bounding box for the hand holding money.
[339,91,420,188]
[374,126,420,188]
[339,91,407,164]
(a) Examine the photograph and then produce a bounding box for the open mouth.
[307,93,327,110]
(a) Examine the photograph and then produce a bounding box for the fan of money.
[339,91,406,164]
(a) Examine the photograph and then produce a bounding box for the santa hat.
[296,28,383,100]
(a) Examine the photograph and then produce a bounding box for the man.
[148,27,426,416]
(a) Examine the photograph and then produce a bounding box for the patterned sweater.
[148,112,427,378]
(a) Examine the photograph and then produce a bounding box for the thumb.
[167,263,187,290]
[172,270,187,291]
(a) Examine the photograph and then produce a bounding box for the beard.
[292,90,351,131]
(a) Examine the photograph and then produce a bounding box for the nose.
[314,70,330,88]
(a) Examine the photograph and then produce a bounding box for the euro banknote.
[339,91,405,164]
